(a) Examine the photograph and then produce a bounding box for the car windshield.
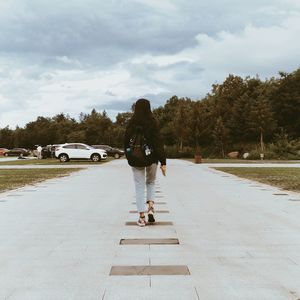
[87,145,95,149]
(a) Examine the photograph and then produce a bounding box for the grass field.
[214,167,300,192]
[184,158,300,164]
[0,168,82,193]
[0,157,114,165]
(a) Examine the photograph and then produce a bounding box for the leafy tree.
[23,116,53,147]
[212,117,229,157]
[270,69,300,137]
[2,67,300,158]
[0,126,14,148]
[211,75,247,127]
[171,98,193,149]
[80,109,113,145]
[190,100,214,151]
[273,130,291,156]
[229,77,262,143]
[12,126,26,147]
[113,112,133,147]
[51,113,78,144]
[247,85,276,153]
[153,96,181,146]
[66,130,86,143]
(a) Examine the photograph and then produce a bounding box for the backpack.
[126,125,154,167]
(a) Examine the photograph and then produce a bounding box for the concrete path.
[0,159,300,299]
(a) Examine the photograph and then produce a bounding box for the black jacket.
[124,117,166,167]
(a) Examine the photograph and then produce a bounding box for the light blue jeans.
[132,163,158,213]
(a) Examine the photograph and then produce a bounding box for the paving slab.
[110,265,190,275]
[129,210,169,213]
[125,221,173,226]
[1,159,300,299]
[120,238,179,245]
[103,286,199,300]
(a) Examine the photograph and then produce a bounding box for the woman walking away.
[124,99,166,227]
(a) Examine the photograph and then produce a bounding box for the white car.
[55,143,107,162]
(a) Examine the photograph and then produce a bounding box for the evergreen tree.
[171,98,193,149]
[247,86,276,153]
[1,67,299,158]
[212,117,229,157]
[80,109,113,145]
[0,126,14,148]
[270,69,300,138]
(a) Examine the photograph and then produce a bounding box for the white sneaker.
[137,216,146,227]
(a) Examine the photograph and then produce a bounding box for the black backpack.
[126,126,154,167]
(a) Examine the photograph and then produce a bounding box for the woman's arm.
[151,123,166,166]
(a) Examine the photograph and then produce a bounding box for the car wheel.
[91,154,101,162]
[114,153,120,159]
[59,154,69,162]
[4,153,8,157]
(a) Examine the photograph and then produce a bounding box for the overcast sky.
[0,0,300,128]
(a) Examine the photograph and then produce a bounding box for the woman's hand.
[160,165,166,176]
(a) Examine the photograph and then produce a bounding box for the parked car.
[55,143,107,162]
[33,144,64,159]
[4,148,30,157]
[0,148,8,156]
[50,144,63,158]
[92,145,124,159]
[41,145,55,159]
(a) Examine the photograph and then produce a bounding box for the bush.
[248,149,261,160]
[264,131,300,159]
[164,145,194,158]
[248,143,300,160]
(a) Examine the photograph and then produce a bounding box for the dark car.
[0,148,8,156]
[40,145,52,159]
[5,148,30,157]
[39,144,63,159]
[92,145,124,159]
[49,144,65,158]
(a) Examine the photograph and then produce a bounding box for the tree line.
[1,67,300,159]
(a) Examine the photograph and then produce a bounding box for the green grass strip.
[214,167,300,192]
[0,168,82,193]
[184,158,299,164]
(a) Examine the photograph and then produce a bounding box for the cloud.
[105,90,116,97]
[125,12,300,97]
[0,0,300,128]
[0,0,295,61]
[186,13,300,77]
[93,92,171,111]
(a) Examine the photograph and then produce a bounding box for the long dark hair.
[130,98,155,127]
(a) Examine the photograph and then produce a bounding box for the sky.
[0,0,300,128]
